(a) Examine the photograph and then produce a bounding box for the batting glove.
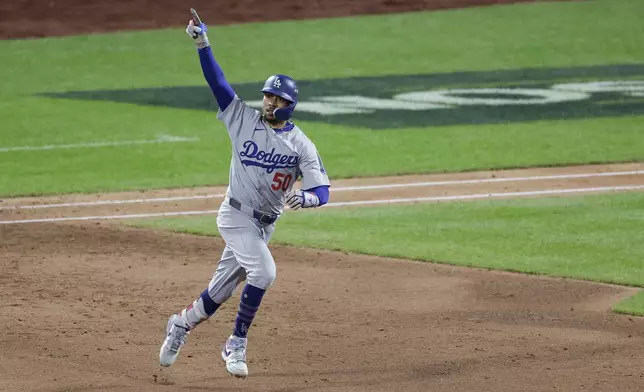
[186,20,210,49]
[285,190,320,210]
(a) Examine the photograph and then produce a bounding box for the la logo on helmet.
[273,78,281,88]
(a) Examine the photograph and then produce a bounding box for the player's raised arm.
[185,10,235,112]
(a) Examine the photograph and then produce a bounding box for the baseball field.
[1,0,643,391]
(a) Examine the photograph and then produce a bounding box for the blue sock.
[233,284,266,338]
[180,288,220,329]
[200,289,219,316]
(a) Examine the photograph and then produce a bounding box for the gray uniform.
[207,95,330,302]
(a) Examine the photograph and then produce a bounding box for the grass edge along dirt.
[130,191,644,317]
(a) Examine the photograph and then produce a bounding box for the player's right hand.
[286,189,320,210]
[186,20,210,49]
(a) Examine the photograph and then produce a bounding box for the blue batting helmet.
[260,74,298,121]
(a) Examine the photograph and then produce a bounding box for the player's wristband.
[301,191,320,208]
[195,33,210,49]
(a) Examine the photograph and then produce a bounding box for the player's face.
[262,93,290,121]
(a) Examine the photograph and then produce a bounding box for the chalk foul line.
[1,184,643,225]
[12,194,226,210]
[3,170,643,211]
[0,210,221,225]
[0,135,199,152]
[324,184,644,207]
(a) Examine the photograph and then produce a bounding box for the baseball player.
[159,10,331,378]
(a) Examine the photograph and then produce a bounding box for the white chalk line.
[324,184,644,207]
[0,210,220,225]
[0,135,199,152]
[2,170,643,211]
[1,184,643,225]
[332,170,644,191]
[12,194,226,210]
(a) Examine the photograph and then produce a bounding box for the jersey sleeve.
[299,140,331,190]
[216,95,261,141]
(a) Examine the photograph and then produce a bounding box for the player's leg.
[159,245,245,367]
[219,220,277,377]
[175,245,246,329]
[222,225,276,335]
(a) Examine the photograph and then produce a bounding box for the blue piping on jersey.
[305,185,330,206]
[198,46,235,111]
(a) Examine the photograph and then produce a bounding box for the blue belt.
[228,197,278,225]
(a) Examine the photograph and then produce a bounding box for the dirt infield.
[2,164,644,391]
[2,217,644,392]
[2,0,643,391]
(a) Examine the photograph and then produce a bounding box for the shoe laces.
[227,337,247,362]
[168,325,189,353]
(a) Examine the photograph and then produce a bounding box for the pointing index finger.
[190,8,202,25]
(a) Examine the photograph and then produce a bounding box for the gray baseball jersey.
[217,95,330,215]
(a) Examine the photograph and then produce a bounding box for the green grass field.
[1,0,643,196]
[2,0,643,314]
[134,191,644,315]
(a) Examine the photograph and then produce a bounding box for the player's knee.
[264,268,277,287]
[248,265,276,290]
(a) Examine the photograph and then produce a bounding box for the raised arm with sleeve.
[186,20,235,112]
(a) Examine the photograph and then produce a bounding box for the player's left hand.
[285,189,319,210]
[186,9,210,49]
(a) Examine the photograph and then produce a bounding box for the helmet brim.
[261,88,295,103]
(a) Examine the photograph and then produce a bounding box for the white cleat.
[221,334,249,378]
[159,314,190,367]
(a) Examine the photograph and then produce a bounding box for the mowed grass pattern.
[0,0,643,196]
